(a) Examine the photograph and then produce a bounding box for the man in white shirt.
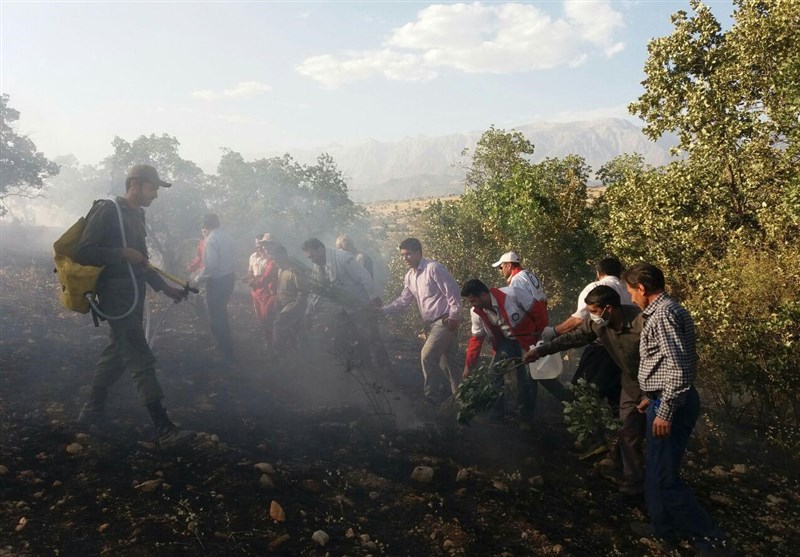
[544,257,631,399]
[302,238,381,364]
[194,214,237,362]
[545,257,630,456]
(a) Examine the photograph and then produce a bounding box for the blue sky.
[2,1,735,172]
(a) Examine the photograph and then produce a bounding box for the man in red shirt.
[462,279,570,426]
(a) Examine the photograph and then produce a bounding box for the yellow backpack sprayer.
[53,199,198,328]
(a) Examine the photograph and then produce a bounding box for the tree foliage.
[402,127,597,317]
[0,94,59,217]
[102,134,210,273]
[592,0,800,441]
[210,149,365,249]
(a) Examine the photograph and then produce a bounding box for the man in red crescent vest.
[461,279,570,427]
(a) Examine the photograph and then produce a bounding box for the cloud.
[297,51,436,88]
[296,1,626,87]
[192,81,272,100]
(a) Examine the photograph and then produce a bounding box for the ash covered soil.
[1,259,799,556]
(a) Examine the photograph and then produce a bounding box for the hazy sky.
[2,0,735,171]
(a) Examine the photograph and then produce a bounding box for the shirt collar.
[643,292,669,317]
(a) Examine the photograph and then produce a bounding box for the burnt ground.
[1,257,799,556]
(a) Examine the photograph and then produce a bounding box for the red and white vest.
[465,286,548,368]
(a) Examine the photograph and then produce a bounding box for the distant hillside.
[291,118,676,202]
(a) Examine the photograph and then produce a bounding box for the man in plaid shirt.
[624,263,732,555]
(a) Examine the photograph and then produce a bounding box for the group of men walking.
[73,164,732,555]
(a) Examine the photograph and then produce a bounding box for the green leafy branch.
[563,378,619,445]
[455,358,526,425]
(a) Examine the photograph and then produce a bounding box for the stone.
[136,479,163,493]
[492,480,509,492]
[598,458,616,470]
[312,530,330,546]
[443,540,455,549]
[254,462,275,474]
[345,527,355,538]
[270,500,286,522]
[259,474,275,489]
[766,494,786,506]
[710,465,727,478]
[411,466,434,483]
[710,494,734,506]
[732,463,748,474]
[0,465,9,475]
[368,491,379,500]
[97,523,110,533]
[456,469,469,482]
[15,517,27,532]
[268,534,290,550]
[528,475,545,487]
[65,443,83,455]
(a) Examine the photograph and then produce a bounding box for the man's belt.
[423,314,449,330]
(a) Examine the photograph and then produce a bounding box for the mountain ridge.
[288,118,676,201]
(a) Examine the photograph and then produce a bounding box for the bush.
[687,245,800,445]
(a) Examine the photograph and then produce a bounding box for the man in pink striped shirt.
[382,238,462,403]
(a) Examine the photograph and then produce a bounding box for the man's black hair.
[265,243,287,258]
[302,238,325,251]
[202,214,220,230]
[584,285,621,308]
[460,278,490,298]
[596,257,623,278]
[623,263,665,292]
[399,238,422,253]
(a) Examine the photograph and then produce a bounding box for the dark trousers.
[206,273,235,357]
[489,338,524,420]
[93,278,163,405]
[488,338,560,422]
[618,387,646,488]
[572,343,621,408]
[272,303,306,354]
[645,387,723,541]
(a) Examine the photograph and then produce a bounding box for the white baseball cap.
[491,251,521,267]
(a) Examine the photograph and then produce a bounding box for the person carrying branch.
[382,238,462,404]
[524,285,645,494]
[462,279,570,426]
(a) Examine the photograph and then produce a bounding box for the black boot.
[77,386,108,426]
[146,401,194,448]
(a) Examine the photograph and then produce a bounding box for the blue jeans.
[645,387,723,541]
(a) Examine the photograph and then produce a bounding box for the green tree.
[460,125,535,191]
[102,134,210,273]
[394,127,598,322]
[0,94,59,216]
[593,0,800,442]
[628,0,800,250]
[211,149,365,251]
